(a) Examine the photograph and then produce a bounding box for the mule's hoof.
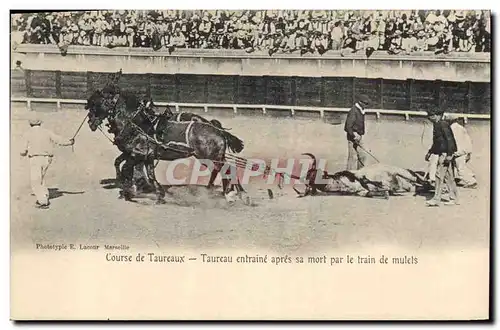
[123,190,135,202]
[155,199,166,205]
[267,189,274,199]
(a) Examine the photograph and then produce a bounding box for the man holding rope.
[344,94,371,170]
[20,117,75,209]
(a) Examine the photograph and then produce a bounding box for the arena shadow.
[137,183,257,208]
[99,178,119,189]
[48,188,85,200]
[98,177,232,206]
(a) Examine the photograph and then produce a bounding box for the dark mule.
[113,103,237,186]
[85,90,246,204]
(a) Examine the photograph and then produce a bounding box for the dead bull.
[293,153,431,199]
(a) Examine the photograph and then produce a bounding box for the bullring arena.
[10,102,490,253]
[10,12,492,254]
[9,11,492,321]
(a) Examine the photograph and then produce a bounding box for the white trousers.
[454,154,477,184]
[427,153,476,184]
[29,155,52,205]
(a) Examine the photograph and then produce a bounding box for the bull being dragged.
[293,153,432,199]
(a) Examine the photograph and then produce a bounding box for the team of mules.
[85,87,246,204]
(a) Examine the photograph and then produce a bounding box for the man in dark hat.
[424,108,459,206]
[344,94,371,170]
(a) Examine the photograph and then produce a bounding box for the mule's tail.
[221,130,244,153]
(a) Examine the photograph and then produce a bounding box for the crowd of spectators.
[11,10,491,56]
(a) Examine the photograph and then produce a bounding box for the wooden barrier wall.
[10,69,491,114]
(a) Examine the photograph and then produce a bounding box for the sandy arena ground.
[10,104,491,254]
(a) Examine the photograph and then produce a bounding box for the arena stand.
[11,10,491,56]
[10,11,491,123]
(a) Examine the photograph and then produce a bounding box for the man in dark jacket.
[344,95,371,170]
[425,108,459,207]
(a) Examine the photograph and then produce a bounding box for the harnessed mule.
[112,102,239,188]
[86,90,246,204]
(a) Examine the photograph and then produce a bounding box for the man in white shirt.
[330,21,344,50]
[426,119,477,189]
[449,120,477,187]
[20,118,74,209]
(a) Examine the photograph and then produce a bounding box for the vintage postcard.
[10,9,491,320]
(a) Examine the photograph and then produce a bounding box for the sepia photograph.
[9,7,492,321]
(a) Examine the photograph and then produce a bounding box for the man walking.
[20,118,74,209]
[344,94,371,170]
[425,118,477,188]
[424,108,459,207]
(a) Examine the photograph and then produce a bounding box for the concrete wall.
[12,44,491,83]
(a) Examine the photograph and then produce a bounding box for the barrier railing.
[13,44,492,63]
[12,44,491,83]
[10,96,490,124]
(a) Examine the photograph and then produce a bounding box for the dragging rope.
[97,125,115,145]
[93,116,299,191]
[356,143,380,164]
[225,153,302,189]
[70,113,89,152]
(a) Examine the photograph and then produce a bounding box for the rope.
[356,143,380,164]
[103,104,300,188]
[98,117,297,188]
[97,125,115,145]
[70,113,89,152]
[226,153,302,187]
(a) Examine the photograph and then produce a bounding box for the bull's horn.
[301,152,317,169]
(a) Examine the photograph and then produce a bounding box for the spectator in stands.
[330,21,343,50]
[124,14,137,47]
[453,11,468,51]
[267,28,284,55]
[388,30,402,54]
[375,14,386,49]
[415,30,427,51]
[311,31,329,55]
[170,27,186,48]
[426,30,440,52]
